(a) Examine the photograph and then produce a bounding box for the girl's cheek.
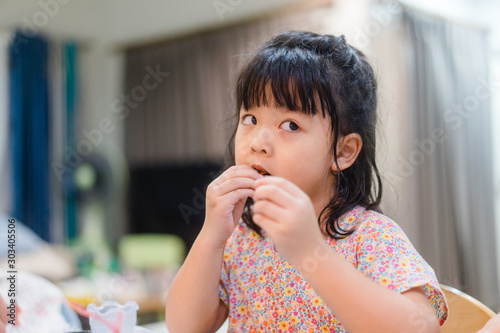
[234,136,248,157]
[234,146,245,165]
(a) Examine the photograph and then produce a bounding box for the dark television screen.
[128,162,224,250]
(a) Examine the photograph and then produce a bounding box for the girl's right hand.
[202,165,262,247]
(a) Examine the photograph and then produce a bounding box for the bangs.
[236,47,333,118]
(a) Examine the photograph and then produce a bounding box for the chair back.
[119,233,186,270]
[440,284,496,333]
[117,233,186,317]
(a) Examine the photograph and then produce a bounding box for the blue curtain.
[65,42,78,241]
[10,32,50,241]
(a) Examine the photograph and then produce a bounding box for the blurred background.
[0,0,499,327]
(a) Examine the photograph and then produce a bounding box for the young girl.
[166,31,448,333]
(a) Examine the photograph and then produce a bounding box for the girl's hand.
[203,165,262,247]
[252,176,324,265]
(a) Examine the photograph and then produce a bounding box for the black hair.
[226,31,382,239]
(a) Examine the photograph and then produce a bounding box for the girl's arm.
[165,166,261,333]
[252,176,440,333]
[293,242,440,333]
[478,313,500,333]
[165,229,228,333]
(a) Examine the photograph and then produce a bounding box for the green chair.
[118,233,186,322]
[118,234,186,270]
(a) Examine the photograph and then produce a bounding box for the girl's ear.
[331,133,363,172]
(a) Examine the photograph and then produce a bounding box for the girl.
[166,31,447,333]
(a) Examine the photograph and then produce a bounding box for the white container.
[87,300,139,333]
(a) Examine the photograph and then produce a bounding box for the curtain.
[64,42,79,241]
[124,21,282,165]
[5,31,80,243]
[0,32,11,215]
[48,41,66,243]
[400,8,499,308]
[10,32,51,241]
[123,5,339,166]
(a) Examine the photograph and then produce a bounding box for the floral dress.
[218,206,448,332]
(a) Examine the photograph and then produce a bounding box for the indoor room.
[0,0,499,332]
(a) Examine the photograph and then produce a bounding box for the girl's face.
[235,104,336,214]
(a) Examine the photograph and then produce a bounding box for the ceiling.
[0,0,497,51]
[0,0,314,46]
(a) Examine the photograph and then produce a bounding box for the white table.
[141,319,229,332]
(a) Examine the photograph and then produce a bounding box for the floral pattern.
[219,206,448,332]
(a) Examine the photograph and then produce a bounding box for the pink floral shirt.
[219,206,448,332]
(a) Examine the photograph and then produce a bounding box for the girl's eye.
[280,120,299,132]
[241,114,257,125]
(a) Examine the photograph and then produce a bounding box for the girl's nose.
[250,127,274,155]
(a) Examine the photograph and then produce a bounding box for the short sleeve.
[352,214,448,325]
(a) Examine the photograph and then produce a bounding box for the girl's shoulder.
[336,206,412,246]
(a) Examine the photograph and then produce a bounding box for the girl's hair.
[226,31,382,239]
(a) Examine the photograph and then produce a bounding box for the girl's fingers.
[214,177,259,197]
[212,165,262,187]
[221,188,255,204]
[252,211,275,231]
[208,165,262,198]
[254,181,296,209]
[255,176,303,199]
[253,199,285,222]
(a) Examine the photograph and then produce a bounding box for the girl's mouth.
[251,164,271,176]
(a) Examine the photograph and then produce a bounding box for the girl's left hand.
[252,176,325,266]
